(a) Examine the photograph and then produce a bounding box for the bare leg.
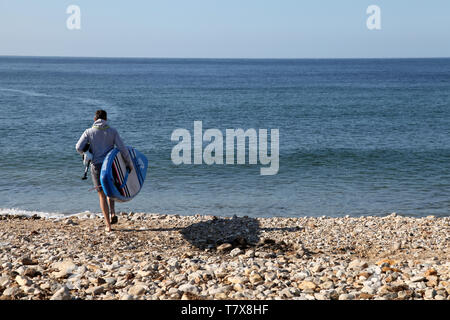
[98,190,111,232]
[108,197,116,220]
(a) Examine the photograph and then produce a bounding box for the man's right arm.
[75,131,89,155]
[114,130,133,170]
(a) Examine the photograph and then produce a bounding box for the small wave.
[0,88,51,97]
[0,88,118,114]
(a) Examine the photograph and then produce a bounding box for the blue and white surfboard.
[100,146,148,202]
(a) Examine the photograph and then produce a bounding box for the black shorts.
[90,163,102,191]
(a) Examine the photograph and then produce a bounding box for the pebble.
[230,248,243,257]
[2,287,21,297]
[228,276,247,285]
[298,281,317,291]
[128,285,146,296]
[216,243,233,252]
[50,286,71,300]
[424,288,436,299]
[15,275,31,287]
[410,276,426,283]
[21,257,38,266]
[338,293,355,300]
[86,286,104,296]
[178,284,200,295]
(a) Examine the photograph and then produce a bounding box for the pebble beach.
[0,212,448,300]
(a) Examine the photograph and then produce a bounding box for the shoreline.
[0,212,448,300]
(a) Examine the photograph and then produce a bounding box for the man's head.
[94,109,107,121]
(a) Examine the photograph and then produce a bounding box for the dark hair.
[95,109,107,121]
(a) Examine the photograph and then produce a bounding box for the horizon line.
[1,54,450,60]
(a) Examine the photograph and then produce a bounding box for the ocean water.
[1,56,450,218]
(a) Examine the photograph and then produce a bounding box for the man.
[76,110,133,232]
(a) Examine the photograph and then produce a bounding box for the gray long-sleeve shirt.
[75,119,132,167]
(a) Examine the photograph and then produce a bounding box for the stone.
[178,284,200,295]
[215,292,228,299]
[361,286,376,295]
[52,259,77,278]
[86,286,104,295]
[383,293,398,299]
[188,271,204,283]
[338,293,355,300]
[249,273,263,284]
[209,286,231,296]
[280,287,293,298]
[320,281,335,290]
[0,277,11,288]
[23,286,37,295]
[40,283,51,290]
[50,286,71,300]
[424,269,437,276]
[181,292,201,300]
[104,277,117,285]
[376,259,396,266]
[377,285,391,295]
[228,276,247,285]
[128,285,146,296]
[65,219,77,226]
[298,281,317,291]
[230,248,243,257]
[359,293,373,300]
[410,276,426,283]
[233,283,245,292]
[314,293,328,300]
[167,258,180,268]
[358,272,371,279]
[390,284,409,292]
[2,287,21,297]
[216,243,233,252]
[168,287,180,295]
[244,250,255,258]
[15,275,31,287]
[23,268,39,278]
[311,264,324,273]
[426,276,438,287]
[21,257,38,266]
[424,289,436,299]
[137,270,151,277]
[397,290,412,300]
[381,266,401,273]
[348,260,367,270]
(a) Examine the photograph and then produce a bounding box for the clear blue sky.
[1,0,449,58]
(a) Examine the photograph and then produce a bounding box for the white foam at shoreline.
[0,208,102,220]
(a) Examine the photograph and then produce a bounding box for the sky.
[0,0,449,58]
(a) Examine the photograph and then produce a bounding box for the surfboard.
[100,146,148,202]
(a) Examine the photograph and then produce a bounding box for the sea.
[1,56,450,218]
